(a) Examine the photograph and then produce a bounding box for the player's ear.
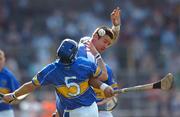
[93,33,99,41]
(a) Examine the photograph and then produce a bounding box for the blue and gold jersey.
[0,67,20,111]
[32,57,102,113]
[93,64,118,102]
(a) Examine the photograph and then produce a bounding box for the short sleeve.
[32,64,56,86]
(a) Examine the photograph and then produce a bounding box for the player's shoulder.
[76,57,93,64]
[45,62,57,70]
[78,36,91,48]
[1,67,10,74]
[75,57,95,69]
[39,61,58,75]
[74,57,97,74]
[1,67,16,79]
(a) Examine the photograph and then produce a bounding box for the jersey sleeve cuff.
[32,76,41,86]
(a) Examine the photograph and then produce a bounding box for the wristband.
[95,53,101,63]
[8,93,17,103]
[95,53,100,58]
[95,53,101,60]
[12,92,18,100]
[100,83,109,91]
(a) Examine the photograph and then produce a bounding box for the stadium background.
[0,0,179,117]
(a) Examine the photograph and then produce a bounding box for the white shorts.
[99,111,113,117]
[64,102,98,117]
[0,110,14,117]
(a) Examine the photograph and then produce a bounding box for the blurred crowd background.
[0,0,179,117]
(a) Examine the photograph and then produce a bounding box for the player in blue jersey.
[52,65,119,117]
[0,49,20,117]
[2,39,114,117]
[52,7,121,117]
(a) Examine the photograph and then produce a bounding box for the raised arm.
[111,7,121,42]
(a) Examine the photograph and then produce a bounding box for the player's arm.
[85,41,108,81]
[89,65,114,97]
[89,77,103,89]
[13,81,39,97]
[3,81,39,103]
[89,77,114,98]
[95,55,108,81]
[111,7,121,42]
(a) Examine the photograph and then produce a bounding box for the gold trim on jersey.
[93,66,101,77]
[94,83,119,99]
[0,88,10,94]
[93,88,106,99]
[56,80,89,98]
[32,75,40,86]
[111,83,118,88]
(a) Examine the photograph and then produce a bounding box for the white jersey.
[78,37,118,117]
[0,110,14,117]
[64,102,98,117]
[99,111,113,117]
[78,36,95,63]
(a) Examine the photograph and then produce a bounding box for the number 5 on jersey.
[65,76,80,96]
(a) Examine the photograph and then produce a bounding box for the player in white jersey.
[78,7,121,82]
[77,7,121,117]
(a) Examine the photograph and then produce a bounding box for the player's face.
[92,35,112,53]
[0,52,5,71]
